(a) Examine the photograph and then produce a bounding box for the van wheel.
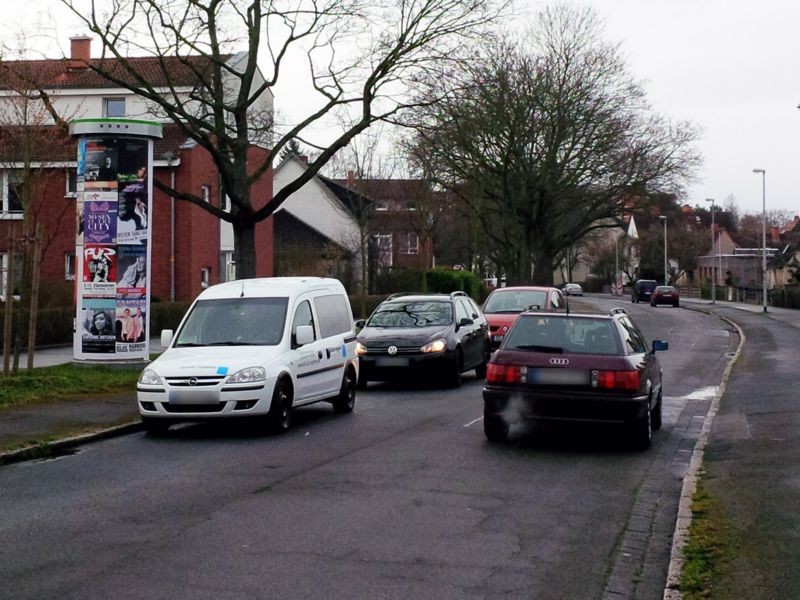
[141,417,171,436]
[268,378,293,433]
[333,368,357,414]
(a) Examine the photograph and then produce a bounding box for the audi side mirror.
[652,339,669,353]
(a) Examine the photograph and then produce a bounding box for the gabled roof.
[0,54,232,91]
[332,178,432,205]
[318,175,373,214]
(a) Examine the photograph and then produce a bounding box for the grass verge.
[679,478,733,599]
[0,363,141,409]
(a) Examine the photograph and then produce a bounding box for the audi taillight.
[592,369,640,391]
[486,363,524,384]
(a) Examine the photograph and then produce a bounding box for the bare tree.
[41,0,507,278]
[0,43,76,373]
[404,5,701,285]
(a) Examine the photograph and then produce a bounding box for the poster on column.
[115,298,147,354]
[116,245,147,298]
[83,138,119,191]
[83,191,117,244]
[80,298,117,354]
[82,244,117,296]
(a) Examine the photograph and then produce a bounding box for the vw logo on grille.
[549,358,569,366]
[189,377,198,386]
[387,346,398,355]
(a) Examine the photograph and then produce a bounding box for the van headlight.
[356,341,367,356]
[421,339,447,353]
[227,367,266,384]
[139,369,163,386]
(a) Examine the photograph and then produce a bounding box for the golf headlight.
[421,339,447,353]
[356,341,367,356]
[227,367,266,384]
[139,369,163,386]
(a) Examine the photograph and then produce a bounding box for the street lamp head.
[659,215,667,222]
[753,168,765,174]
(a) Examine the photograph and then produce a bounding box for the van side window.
[314,294,352,338]
[292,300,316,346]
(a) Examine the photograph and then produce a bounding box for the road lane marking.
[463,416,483,428]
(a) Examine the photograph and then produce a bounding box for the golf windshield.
[367,301,452,328]
[174,297,289,347]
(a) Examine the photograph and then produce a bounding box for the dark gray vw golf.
[482,307,668,448]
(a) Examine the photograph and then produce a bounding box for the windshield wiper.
[175,342,204,347]
[513,344,564,353]
[206,341,259,346]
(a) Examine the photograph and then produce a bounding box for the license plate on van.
[168,390,220,404]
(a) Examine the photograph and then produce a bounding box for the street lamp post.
[659,215,668,285]
[752,169,767,313]
[705,198,716,303]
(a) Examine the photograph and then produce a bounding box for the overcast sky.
[3,0,798,219]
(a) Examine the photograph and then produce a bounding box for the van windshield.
[174,297,289,347]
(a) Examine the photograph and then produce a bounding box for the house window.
[220,251,235,282]
[373,233,393,267]
[65,252,76,281]
[200,267,211,289]
[66,168,77,197]
[103,97,126,118]
[1,170,24,217]
[399,232,419,255]
[201,185,211,203]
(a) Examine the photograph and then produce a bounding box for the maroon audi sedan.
[482,307,668,449]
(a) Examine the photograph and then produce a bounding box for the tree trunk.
[359,227,367,319]
[531,247,555,286]
[26,224,43,370]
[233,219,256,279]
[3,238,15,376]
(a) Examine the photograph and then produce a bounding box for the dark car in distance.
[651,285,680,307]
[482,307,668,448]
[356,292,491,388]
[631,279,658,303]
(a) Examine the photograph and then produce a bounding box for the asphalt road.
[1,299,734,599]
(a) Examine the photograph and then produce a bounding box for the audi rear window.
[504,316,621,355]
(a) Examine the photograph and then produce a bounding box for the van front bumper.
[137,377,277,419]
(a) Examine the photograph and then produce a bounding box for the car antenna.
[240,279,245,298]
[566,299,570,315]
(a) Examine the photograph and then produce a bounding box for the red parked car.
[482,286,567,349]
[482,307,668,448]
[650,285,680,307]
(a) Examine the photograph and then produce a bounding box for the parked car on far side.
[482,286,567,349]
[651,286,680,307]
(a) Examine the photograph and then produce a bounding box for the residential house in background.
[333,176,439,282]
[272,156,369,288]
[0,36,274,303]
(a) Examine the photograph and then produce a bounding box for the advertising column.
[70,119,163,362]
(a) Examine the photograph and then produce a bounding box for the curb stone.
[0,420,142,466]
[662,305,745,599]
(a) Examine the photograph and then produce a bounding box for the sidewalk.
[0,338,163,463]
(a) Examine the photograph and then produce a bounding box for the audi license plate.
[528,368,589,385]
[168,390,220,404]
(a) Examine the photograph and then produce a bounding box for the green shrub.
[372,268,426,295]
[149,301,192,334]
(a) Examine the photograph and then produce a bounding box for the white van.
[137,277,359,435]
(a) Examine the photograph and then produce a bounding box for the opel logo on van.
[387,346,398,355]
[189,377,198,386]
[549,358,569,366]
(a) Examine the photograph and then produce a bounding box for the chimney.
[771,226,781,244]
[346,170,355,187]
[69,36,92,70]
